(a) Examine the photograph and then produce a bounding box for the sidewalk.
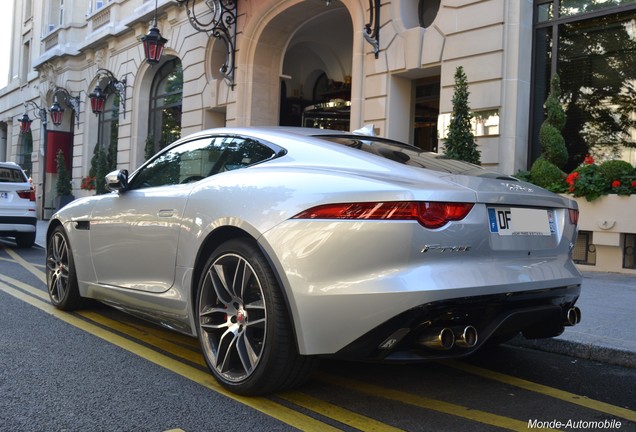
[36,220,48,247]
[510,271,636,368]
[34,220,635,368]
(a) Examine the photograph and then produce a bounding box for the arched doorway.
[241,1,356,128]
[280,5,353,129]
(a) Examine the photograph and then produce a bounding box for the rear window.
[0,167,28,183]
[316,135,515,180]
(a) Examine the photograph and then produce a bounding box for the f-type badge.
[421,244,471,253]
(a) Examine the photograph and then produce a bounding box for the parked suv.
[0,162,37,248]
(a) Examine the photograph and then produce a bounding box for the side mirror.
[106,169,129,192]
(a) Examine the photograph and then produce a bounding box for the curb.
[508,335,636,369]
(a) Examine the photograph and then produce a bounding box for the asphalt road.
[1,238,635,432]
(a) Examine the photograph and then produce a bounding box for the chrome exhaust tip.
[419,327,455,350]
[454,325,478,348]
[564,307,582,326]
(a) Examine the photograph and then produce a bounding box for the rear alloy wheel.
[197,239,317,395]
[46,226,82,310]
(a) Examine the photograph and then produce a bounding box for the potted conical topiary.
[443,66,481,165]
[55,149,75,209]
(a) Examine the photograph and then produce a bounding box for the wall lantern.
[88,84,106,114]
[18,113,33,133]
[88,68,127,117]
[18,101,49,134]
[51,87,82,126]
[49,97,65,126]
[141,0,167,65]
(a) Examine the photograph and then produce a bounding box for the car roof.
[179,126,391,141]
[0,161,23,169]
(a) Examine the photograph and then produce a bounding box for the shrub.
[599,159,636,196]
[529,157,565,190]
[539,125,568,168]
[539,75,568,168]
[599,159,635,182]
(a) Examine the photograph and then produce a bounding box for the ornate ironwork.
[23,101,48,127]
[91,69,127,118]
[364,0,380,58]
[53,87,81,124]
[175,0,238,87]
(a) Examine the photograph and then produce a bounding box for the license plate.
[488,207,554,236]
[0,192,7,199]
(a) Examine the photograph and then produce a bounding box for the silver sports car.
[46,127,582,395]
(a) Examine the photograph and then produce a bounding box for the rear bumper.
[0,216,37,235]
[330,284,581,362]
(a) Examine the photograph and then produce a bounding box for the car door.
[89,136,229,293]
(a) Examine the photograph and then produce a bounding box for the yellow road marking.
[316,372,559,432]
[2,245,46,284]
[0,273,49,300]
[77,310,207,367]
[76,308,408,431]
[279,390,405,432]
[445,360,636,422]
[0,280,340,432]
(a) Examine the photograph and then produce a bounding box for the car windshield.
[0,167,27,183]
[316,135,516,180]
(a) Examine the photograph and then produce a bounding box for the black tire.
[46,226,83,310]
[15,232,36,248]
[196,238,318,395]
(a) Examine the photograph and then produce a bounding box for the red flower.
[632,180,636,188]
[81,175,96,191]
[566,172,579,185]
[583,154,595,165]
[612,180,621,188]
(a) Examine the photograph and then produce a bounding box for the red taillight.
[417,202,474,229]
[568,208,579,225]
[17,189,35,201]
[292,201,474,229]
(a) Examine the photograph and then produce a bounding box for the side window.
[130,138,216,189]
[129,136,277,190]
[211,137,276,174]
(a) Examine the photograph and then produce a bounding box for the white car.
[0,162,37,248]
[46,127,582,395]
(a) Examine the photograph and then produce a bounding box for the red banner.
[46,131,73,174]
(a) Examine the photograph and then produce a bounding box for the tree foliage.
[443,66,480,165]
[557,10,636,169]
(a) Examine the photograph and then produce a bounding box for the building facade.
[1,0,636,271]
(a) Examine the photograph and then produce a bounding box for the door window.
[129,136,278,189]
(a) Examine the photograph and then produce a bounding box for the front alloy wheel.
[46,226,82,310]
[197,239,317,395]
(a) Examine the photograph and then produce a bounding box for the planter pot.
[568,194,636,235]
[55,194,75,210]
[563,194,636,274]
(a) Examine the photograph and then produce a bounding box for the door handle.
[157,209,176,218]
